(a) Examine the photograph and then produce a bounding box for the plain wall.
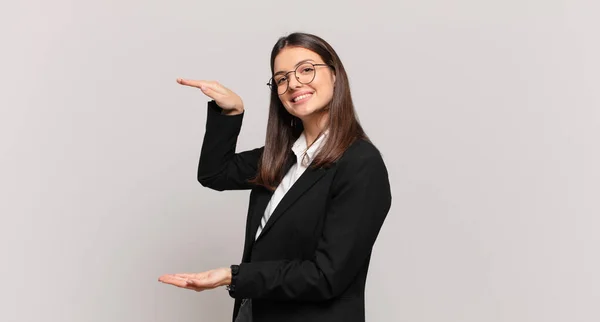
[1,0,598,321]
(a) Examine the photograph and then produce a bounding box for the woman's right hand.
[176,79,244,115]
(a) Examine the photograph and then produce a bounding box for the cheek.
[316,82,334,100]
[314,74,334,97]
[278,93,291,104]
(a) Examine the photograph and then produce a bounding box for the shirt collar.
[292,129,329,164]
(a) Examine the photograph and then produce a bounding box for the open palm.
[176,78,244,114]
[158,267,230,292]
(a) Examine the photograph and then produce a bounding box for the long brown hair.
[251,32,368,191]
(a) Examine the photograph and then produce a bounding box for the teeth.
[293,93,312,102]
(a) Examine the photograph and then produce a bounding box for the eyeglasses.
[267,62,332,95]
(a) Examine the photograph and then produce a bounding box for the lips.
[291,91,314,103]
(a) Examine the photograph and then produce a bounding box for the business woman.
[159,32,392,322]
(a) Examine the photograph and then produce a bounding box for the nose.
[287,74,303,89]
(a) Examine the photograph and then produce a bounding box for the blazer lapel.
[247,188,272,252]
[255,164,327,243]
[245,153,296,256]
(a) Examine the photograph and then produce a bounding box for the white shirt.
[255,130,329,240]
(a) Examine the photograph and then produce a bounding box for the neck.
[300,110,329,146]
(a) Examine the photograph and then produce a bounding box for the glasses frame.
[266,63,332,95]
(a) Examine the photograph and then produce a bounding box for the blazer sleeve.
[228,150,392,301]
[197,100,263,191]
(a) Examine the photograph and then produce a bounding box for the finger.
[163,280,203,292]
[206,81,228,96]
[174,273,197,279]
[160,279,187,288]
[158,275,188,286]
[158,274,212,292]
[176,79,224,94]
[161,278,206,291]
[200,82,228,97]
[186,285,208,292]
[186,279,205,288]
[176,78,210,89]
[178,80,223,99]
[186,278,216,289]
[159,273,188,280]
[199,85,228,102]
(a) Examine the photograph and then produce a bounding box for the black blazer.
[197,101,392,322]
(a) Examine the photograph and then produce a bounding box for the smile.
[292,93,313,103]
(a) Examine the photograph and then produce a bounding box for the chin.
[289,105,326,121]
[290,105,315,117]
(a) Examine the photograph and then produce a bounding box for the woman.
[159,32,392,322]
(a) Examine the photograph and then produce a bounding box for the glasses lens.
[296,63,316,84]
[271,75,288,95]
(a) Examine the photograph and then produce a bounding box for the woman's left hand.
[158,267,232,292]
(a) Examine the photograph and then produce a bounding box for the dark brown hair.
[251,32,368,190]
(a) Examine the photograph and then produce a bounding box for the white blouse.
[255,130,329,240]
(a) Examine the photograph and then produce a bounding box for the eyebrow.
[274,59,316,75]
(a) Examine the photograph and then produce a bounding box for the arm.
[197,100,263,191]
[228,150,392,301]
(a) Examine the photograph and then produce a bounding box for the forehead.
[273,47,323,73]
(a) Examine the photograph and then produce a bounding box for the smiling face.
[273,46,336,122]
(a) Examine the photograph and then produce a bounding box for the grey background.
[1,0,598,321]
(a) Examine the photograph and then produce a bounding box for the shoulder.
[339,138,385,164]
[334,138,389,176]
[329,138,391,198]
[344,137,382,156]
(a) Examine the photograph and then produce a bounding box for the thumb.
[199,84,220,100]
[202,85,228,103]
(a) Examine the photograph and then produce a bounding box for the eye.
[299,66,314,75]
[276,76,287,85]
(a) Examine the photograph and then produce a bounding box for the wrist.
[223,267,232,286]
[221,107,244,116]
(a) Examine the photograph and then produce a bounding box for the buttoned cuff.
[227,264,240,298]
